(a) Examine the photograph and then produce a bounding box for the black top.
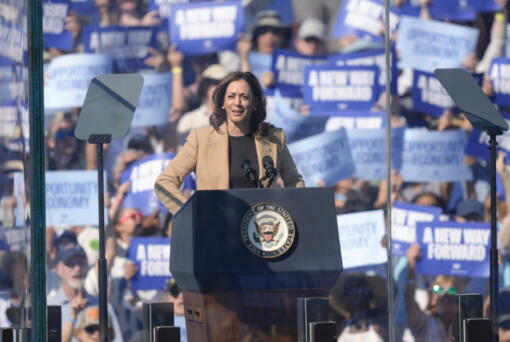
[228,134,259,188]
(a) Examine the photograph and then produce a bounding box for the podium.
[170,188,343,342]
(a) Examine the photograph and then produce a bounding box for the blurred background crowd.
[2,0,510,341]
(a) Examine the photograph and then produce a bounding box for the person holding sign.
[403,244,461,342]
[238,11,291,76]
[155,71,304,214]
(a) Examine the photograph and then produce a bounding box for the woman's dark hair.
[210,72,271,137]
[197,77,221,101]
[411,191,446,212]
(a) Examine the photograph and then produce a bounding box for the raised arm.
[155,129,198,214]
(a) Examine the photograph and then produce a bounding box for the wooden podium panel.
[183,289,329,342]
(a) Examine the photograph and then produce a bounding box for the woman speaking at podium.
[155,71,304,215]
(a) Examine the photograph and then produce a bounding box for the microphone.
[241,160,259,188]
[262,156,277,187]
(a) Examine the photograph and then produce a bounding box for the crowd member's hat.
[298,18,327,43]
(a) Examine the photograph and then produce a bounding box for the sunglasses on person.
[63,256,88,269]
[304,37,322,44]
[432,284,457,295]
[117,211,142,224]
[84,324,100,335]
[258,26,282,35]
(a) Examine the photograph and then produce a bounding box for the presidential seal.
[240,203,295,258]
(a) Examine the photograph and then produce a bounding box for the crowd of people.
[1,0,510,341]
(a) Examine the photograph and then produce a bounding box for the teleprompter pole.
[489,131,500,342]
[89,134,111,342]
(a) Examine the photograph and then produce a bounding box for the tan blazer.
[155,123,304,214]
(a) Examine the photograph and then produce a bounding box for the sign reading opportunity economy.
[331,0,399,42]
[267,90,327,143]
[270,49,327,95]
[346,127,403,180]
[170,1,244,55]
[400,129,472,182]
[131,73,172,127]
[337,210,387,269]
[43,0,74,51]
[396,15,479,72]
[303,65,379,114]
[391,201,442,256]
[82,25,158,72]
[129,237,171,291]
[45,170,106,227]
[416,221,490,277]
[44,53,113,110]
[288,129,355,186]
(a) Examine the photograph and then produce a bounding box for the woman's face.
[223,79,254,129]
[256,27,285,54]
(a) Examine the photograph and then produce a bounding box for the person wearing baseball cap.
[295,18,328,55]
[48,242,123,342]
[73,306,114,342]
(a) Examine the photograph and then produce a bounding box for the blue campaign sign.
[132,73,172,127]
[303,65,380,114]
[170,1,244,55]
[267,90,327,143]
[265,87,303,113]
[337,210,387,269]
[0,103,19,139]
[44,53,113,110]
[328,46,398,95]
[392,0,457,18]
[400,129,473,182]
[489,57,510,107]
[416,221,490,277]
[474,0,501,12]
[150,0,190,19]
[322,110,386,129]
[331,0,399,42]
[396,15,479,72]
[45,170,106,227]
[411,69,455,118]
[248,51,272,83]
[288,129,355,186]
[43,0,74,51]
[128,237,171,291]
[0,66,23,105]
[433,0,477,22]
[466,113,510,160]
[391,201,442,256]
[120,153,195,216]
[271,49,327,95]
[69,0,97,16]
[0,20,26,65]
[346,127,403,180]
[82,25,158,73]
